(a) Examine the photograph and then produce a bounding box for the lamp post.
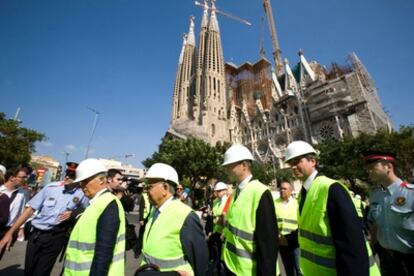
[85,107,101,158]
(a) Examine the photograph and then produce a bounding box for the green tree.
[316,125,414,195]
[251,162,274,185]
[0,112,45,169]
[142,137,228,187]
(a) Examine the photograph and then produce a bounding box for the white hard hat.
[355,194,361,200]
[73,158,107,183]
[144,163,179,185]
[284,140,317,162]
[214,182,227,191]
[0,165,6,175]
[222,144,254,166]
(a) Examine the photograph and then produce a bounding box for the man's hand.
[0,232,14,252]
[59,211,72,222]
[279,235,288,246]
[177,271,191,276]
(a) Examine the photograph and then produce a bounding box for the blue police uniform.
[29,181,88,230]
[368,178,414,253]
[25,181,89,276]
[368,178,414,276]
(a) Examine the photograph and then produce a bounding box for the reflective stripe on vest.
[300,229,334,246]
[68,233,126,251]
[222,180,268,275]
[143,252,189,269]
[227,223,254,241]
[141,199,194,275]
[64,192,125,276]
[226,241,256,260]
[65,251,124,271]
[275,197,298,235]
[301,248,336,269]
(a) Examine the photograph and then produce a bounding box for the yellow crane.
[195,0,252,26]
[263,0,283,76]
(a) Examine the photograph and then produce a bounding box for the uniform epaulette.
[47,181,64,187]
[400,182,414,189]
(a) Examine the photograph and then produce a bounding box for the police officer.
[274,181,301,276]
[221,144,278,276]
[0,162,89,276]
[64,158,125,275]
[364,150,414,276]
[139,163,208,275]
[284,141,380,276]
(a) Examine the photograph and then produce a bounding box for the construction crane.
[259,16,266,59]
[107,154,135,160]
[195,0,252,26]
[263,0,283,76]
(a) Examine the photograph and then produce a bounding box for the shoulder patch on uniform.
[400,182,414,189]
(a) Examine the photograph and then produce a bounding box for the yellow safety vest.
[222,180,269,275]
[141,199,194,275]
[65,192,126,276]
[298,176,380,276]
[274,197,298,235]
[143,192,151,219]
[352,196,364,218]
[212,196,227,234]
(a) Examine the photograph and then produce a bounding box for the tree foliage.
[0,112,45,169]
[316,125,414,195]
[142,138,230,186]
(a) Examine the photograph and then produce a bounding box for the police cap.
[361,150,396,164]
[65,162,78,177]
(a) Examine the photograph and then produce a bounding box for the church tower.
[198,0,228,143]
[171,17,196,124]
[169,0,229,145]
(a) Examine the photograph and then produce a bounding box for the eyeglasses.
[287,157,303,166]
[176,188,183,191]
[145,180,165,190]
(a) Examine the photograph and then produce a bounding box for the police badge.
[395,196,406,206]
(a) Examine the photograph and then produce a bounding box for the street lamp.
[85,107,101,158]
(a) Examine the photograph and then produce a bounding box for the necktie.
[234,188,241,201]
[299,188,307,214]
[151,208,160,225]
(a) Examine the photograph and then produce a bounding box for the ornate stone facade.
[167,4,391,167]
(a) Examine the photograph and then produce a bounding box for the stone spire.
[171,34,187,123]
[200,0,209,28]
[199,0,228,143]
[298,49,316,85]
[193,1,210,121]
[171,16,196,125]
[186,16,196,46]
[284,58,298,96]
[209,0,220,33]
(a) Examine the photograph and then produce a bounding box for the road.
[0,213,141,276]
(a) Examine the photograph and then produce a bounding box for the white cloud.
[40,141,53,148]
[65,144,77,153]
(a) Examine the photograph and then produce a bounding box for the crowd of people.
[0,140,412,276]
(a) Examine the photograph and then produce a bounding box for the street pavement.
[0,213,141,276]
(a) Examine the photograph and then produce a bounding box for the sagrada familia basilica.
[166,1,391,167]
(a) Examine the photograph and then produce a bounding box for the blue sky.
[1,0,413,167]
